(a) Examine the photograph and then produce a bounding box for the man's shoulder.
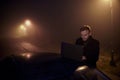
[91,38,99,45]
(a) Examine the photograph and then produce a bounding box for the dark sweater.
[75,36,100,68]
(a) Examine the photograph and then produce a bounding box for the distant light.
[21,53,32,59]
[76,65,88,71]
[20,24,26,31]
[19,24,27,36]
[25,20,31,26]
[26,53,31,59]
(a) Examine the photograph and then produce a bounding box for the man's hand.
[82,56,87,60]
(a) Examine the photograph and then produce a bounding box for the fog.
[0,0,120,54]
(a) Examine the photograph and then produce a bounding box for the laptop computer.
[61,42,83,62]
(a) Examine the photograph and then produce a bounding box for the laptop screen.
[61,42,83,62]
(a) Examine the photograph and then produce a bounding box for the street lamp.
[16,19,34,38]
[19,24,27,36]
[20,24,26,31]
[25,20,31,26]
[18,19,32,37]
[104,0,116,66]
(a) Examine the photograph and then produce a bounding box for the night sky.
[0,0,120,51]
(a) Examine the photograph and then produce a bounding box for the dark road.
[0,38,59,58]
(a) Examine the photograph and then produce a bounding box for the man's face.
[80,30,91,41]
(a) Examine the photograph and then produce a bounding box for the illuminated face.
[80,30,91,41]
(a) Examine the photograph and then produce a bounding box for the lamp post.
[107,0,116,67]
[104,0,116,66]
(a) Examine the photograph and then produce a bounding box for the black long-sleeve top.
[75,36,100,68]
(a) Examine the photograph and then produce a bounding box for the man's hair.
[80,25,91,32]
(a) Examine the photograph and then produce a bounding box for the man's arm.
[85,41,100,63]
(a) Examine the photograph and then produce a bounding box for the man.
[75,25,100,68]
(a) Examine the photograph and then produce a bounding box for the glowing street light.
[20,24,26,31]
[25,20,31,26]
[18,24,27,37]
[16,19,34,37]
